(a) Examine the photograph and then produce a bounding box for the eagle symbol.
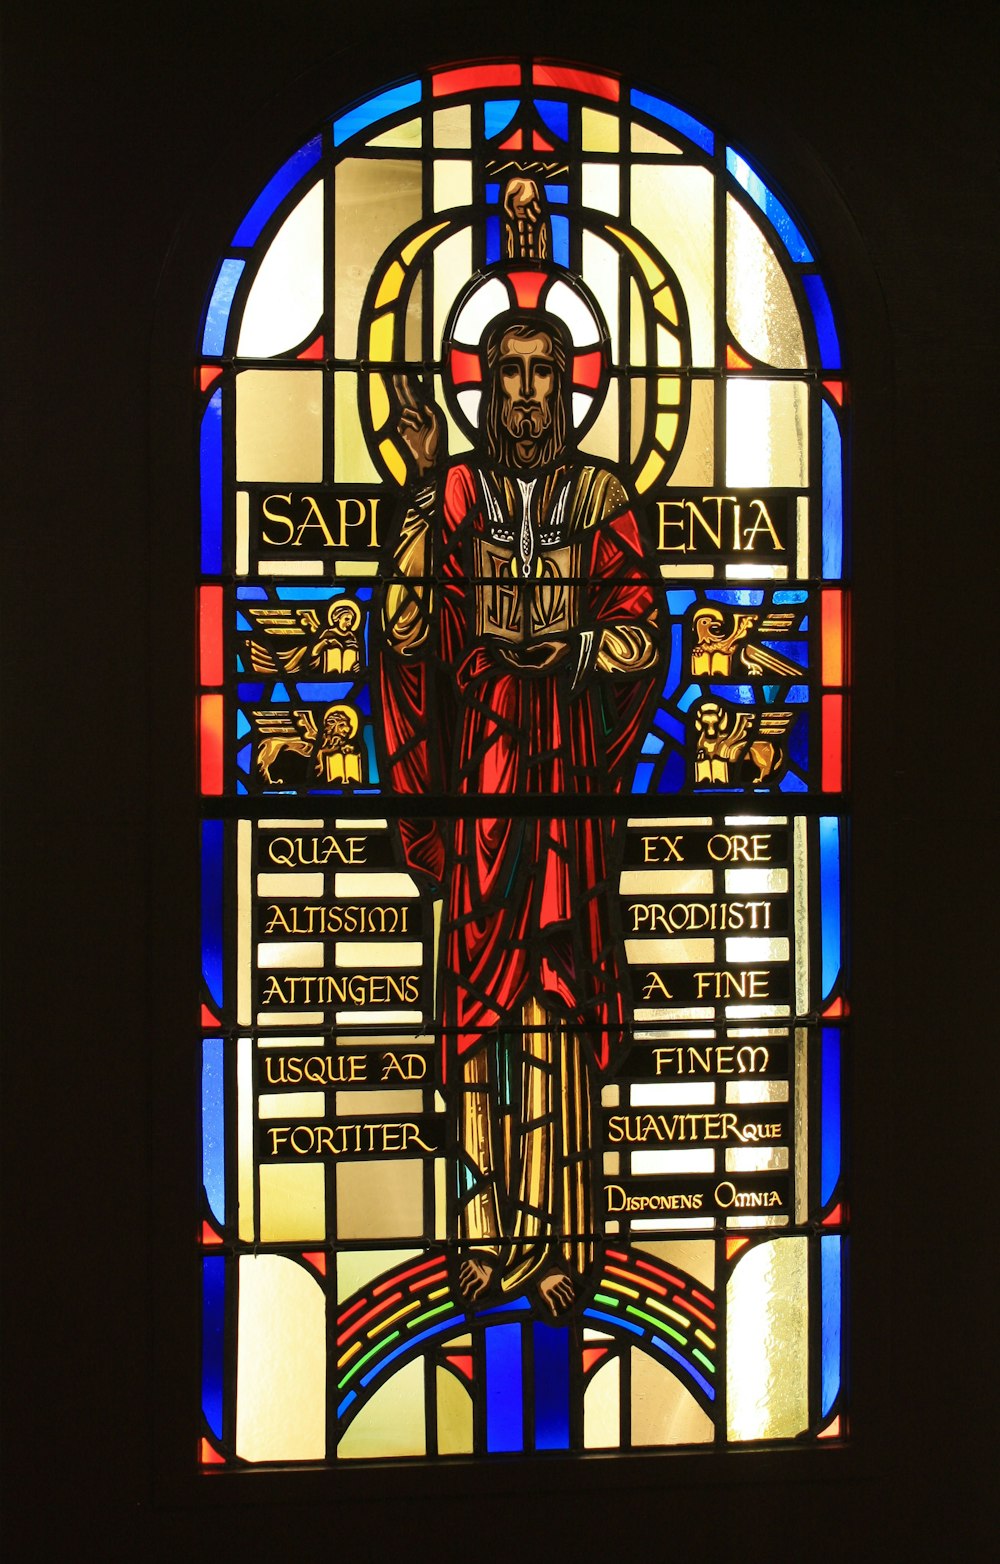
[690,606,803,681]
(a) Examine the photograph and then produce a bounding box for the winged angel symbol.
[243,600,363,677]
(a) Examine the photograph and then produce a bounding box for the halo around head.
[322,703,359,737]
[442,263,610,444]
[327,597,361,630]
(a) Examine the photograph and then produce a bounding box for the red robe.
[379,461,660,1074]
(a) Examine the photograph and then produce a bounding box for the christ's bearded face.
[497,329,556,463]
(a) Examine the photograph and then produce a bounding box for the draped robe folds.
[379,460,661,1073]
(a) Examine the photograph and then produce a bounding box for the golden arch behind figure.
[356,206,692,495]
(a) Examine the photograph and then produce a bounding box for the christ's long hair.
[484,317,569,469]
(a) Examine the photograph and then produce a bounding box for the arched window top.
[196,58,848,1469]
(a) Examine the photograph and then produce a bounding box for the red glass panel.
[823,379,844,405]
[201,1220,223,1245]
[450,347,482,382]
[507,271,546,308]
[532,131,554,150]
[498,129,523,150]
[199,1437,225,1464]
[199,585,223,686]
[726,343,753,369]
[532,62,619,100]
[199,365,223,391]
[572,350,603,388]
[432,62,521,96]
[302,1250,327,1274]
[582,1347,608,1374]
[822,693,843,790]
[200,695,224,795]
[297,334,325,360]
[200,1003,220,1027]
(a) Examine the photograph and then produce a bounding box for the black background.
[3,0,994,1555]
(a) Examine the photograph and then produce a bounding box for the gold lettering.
[742,497,784,551]
[260,493,295,546]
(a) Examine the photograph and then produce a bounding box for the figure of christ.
[378,313,661,1316]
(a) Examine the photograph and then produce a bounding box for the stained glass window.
[197,58,848,1465]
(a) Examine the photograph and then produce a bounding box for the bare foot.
[538,1270,576,1316]
[458,1255,495,1302]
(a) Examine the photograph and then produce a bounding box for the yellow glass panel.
[433,229,472,354]
[726,1236,808,1440]
[436,1367,473,1455]
[433,105,471,147]
[582,163,619,215]
[658,376,681,404]
[237,181,323,358]
[235,1255,326,1460]
[258,940,324,967]
[631,165,714,364]
[334,373,381,482]
[605,224,664,289]
[236,489,250,576]
[338,1357,425,1459]
[334,158,423,357]
[235,369,323,482]
[335,940,423,968]
[625,937,715,963]
[237,1036,255,1241]
[619,868,714,895]
[635,447,665,493]
[664,378,714,486]
[655,411,679,448]
[378,437,407,485]
[334,1088,422,1115]
[336,1158,424,1239]
[727,194,806,368]
[794,1027,809,1224]
[435,1155,447,1239]
[374,260,406,308]
[259,1163,327,1241]
[583,1356,620,1448]
[630,377,646,463]
[631,122,682,154]
[725,379,808,487]
[434,160,472,210]
[793,815,809,1018]
[653,284,678,325]
[337,1248,420,1301]
[368,313,395,361]
[237,819,252,1025]
[796,495,809,577]
[401,220,448,266]
[367,116,421,148]
[629,277,645,364]
[581,106,619,151]
[578,376,618,462]
[631,1348,714,1445]
[581,230,620,361]
[258,1091,326,1117]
